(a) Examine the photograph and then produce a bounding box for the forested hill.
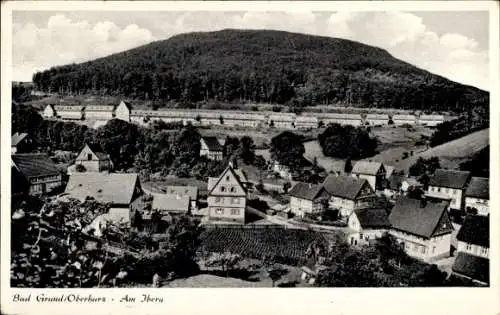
[32,29,489,112]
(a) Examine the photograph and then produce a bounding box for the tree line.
[31,29,488,113]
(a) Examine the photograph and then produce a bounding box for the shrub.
[75,164,86,172]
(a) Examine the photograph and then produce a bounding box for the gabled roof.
[79,143,110,161]
[207,165,246,196]
[12,153,60,179]
[389,196,451,238]
[234,169,248,183]
[456,215,489,248]
[64,173,139,205]
[452,252,489,284]
[352,161,385,175]
[11,133,28,146]
[288,182,326,201]
[354,208,390,229]
[322,175,371,200]
[465,177,489,199]
[201,136,223,151]
[152,195,190,213]
[385,166,395,178]
[428,169,471,189]
[164,185,198,200]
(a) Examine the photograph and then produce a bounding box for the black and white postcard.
[1,1,498,315]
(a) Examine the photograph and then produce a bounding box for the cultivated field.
[199,227,327,264]
[394,128,489,172]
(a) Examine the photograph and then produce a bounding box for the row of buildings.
[42,101,454,129]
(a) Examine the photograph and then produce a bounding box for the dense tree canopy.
[318,123,378,159]
[408,157,441,177]
[270,131,305,170]
[31,29,488,113]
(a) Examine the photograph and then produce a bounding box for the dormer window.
[226,176,230,181]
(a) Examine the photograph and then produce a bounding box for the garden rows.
[198,227,328,265]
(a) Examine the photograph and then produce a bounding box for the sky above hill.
[12,11,489,90]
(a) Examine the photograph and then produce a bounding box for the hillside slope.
[394,128,489,172]
[32,29,488,112]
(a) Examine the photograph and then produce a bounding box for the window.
[480,247,488,255]
[421,246,426,254]
[230,187,236,192]
[220,186,226,192]
[232,198,240,204]
[437,187,441,192]
[432,246,436,254]
[230,209,239,215]
[88,153,92,161]
[466,243,472,251]
[359,233,364,239]
[215,197,221,203]
[365,235,369,241]
[215,208,223,215]
[226,176,230,181]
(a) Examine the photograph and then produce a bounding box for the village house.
[322,174,376,217]
[221,112,266,127]
[452,215,489,285]
[347,208,391,246]
[365,114,389,126]
[84,105,115,120]
[426,169,471,211]
[464,177,489,216]
[389,197,454,262]
[74,143,113,172]
[11,132,34,154]
[115,101,132,122]
[163,185,199,210]
[200,136,224,161]
[295,116,318,129]
[351,161,387,191]
[43,104,56,118]
[64,173,143,224]
[288,182,330,218]
[53,105,85,120]
[269,114,296,129]
[152,194,191,214]
[11,153,63,196]
[392,114,417,125]
[384,175,422,199]
[207,164,247,223]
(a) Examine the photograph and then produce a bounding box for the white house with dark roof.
[152,194,190,214]
[200,136,224,161]
[74,143,113,172]
[464,177,489,216]
[322,174,376,217]
[347,208,390,246]
[295,116,318,129]
[452,215,489,285]
[207,164,247,223]
[365,114,389,126]
[288,182,330,218]
[392,114,417,125]
[389,197,454,262]
[426,169,471,211]
[43,104,56,118]
[64,173,143,224]
[351,161,387,191]
[11,153,63,196]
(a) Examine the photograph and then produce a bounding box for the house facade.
[43,104,56,118]
[207,165,247,223]
[295,116,318,129]
[347,208,390,246]
[389,197,454,262]
[322,175,376,217]
[452,215,489,285]
[426,169,471,211]
[365,114,389,126]
[74,143,113,172]
[392,114,417,125]
[351,161,387,191]
[288,182,330,218]
[54,105,85,120]
[269,114,296,129]
[200,136,224,161]
[12,153,63,196]
[464,177,489,216]
[115,101,131,122]
[85,105,115,120]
